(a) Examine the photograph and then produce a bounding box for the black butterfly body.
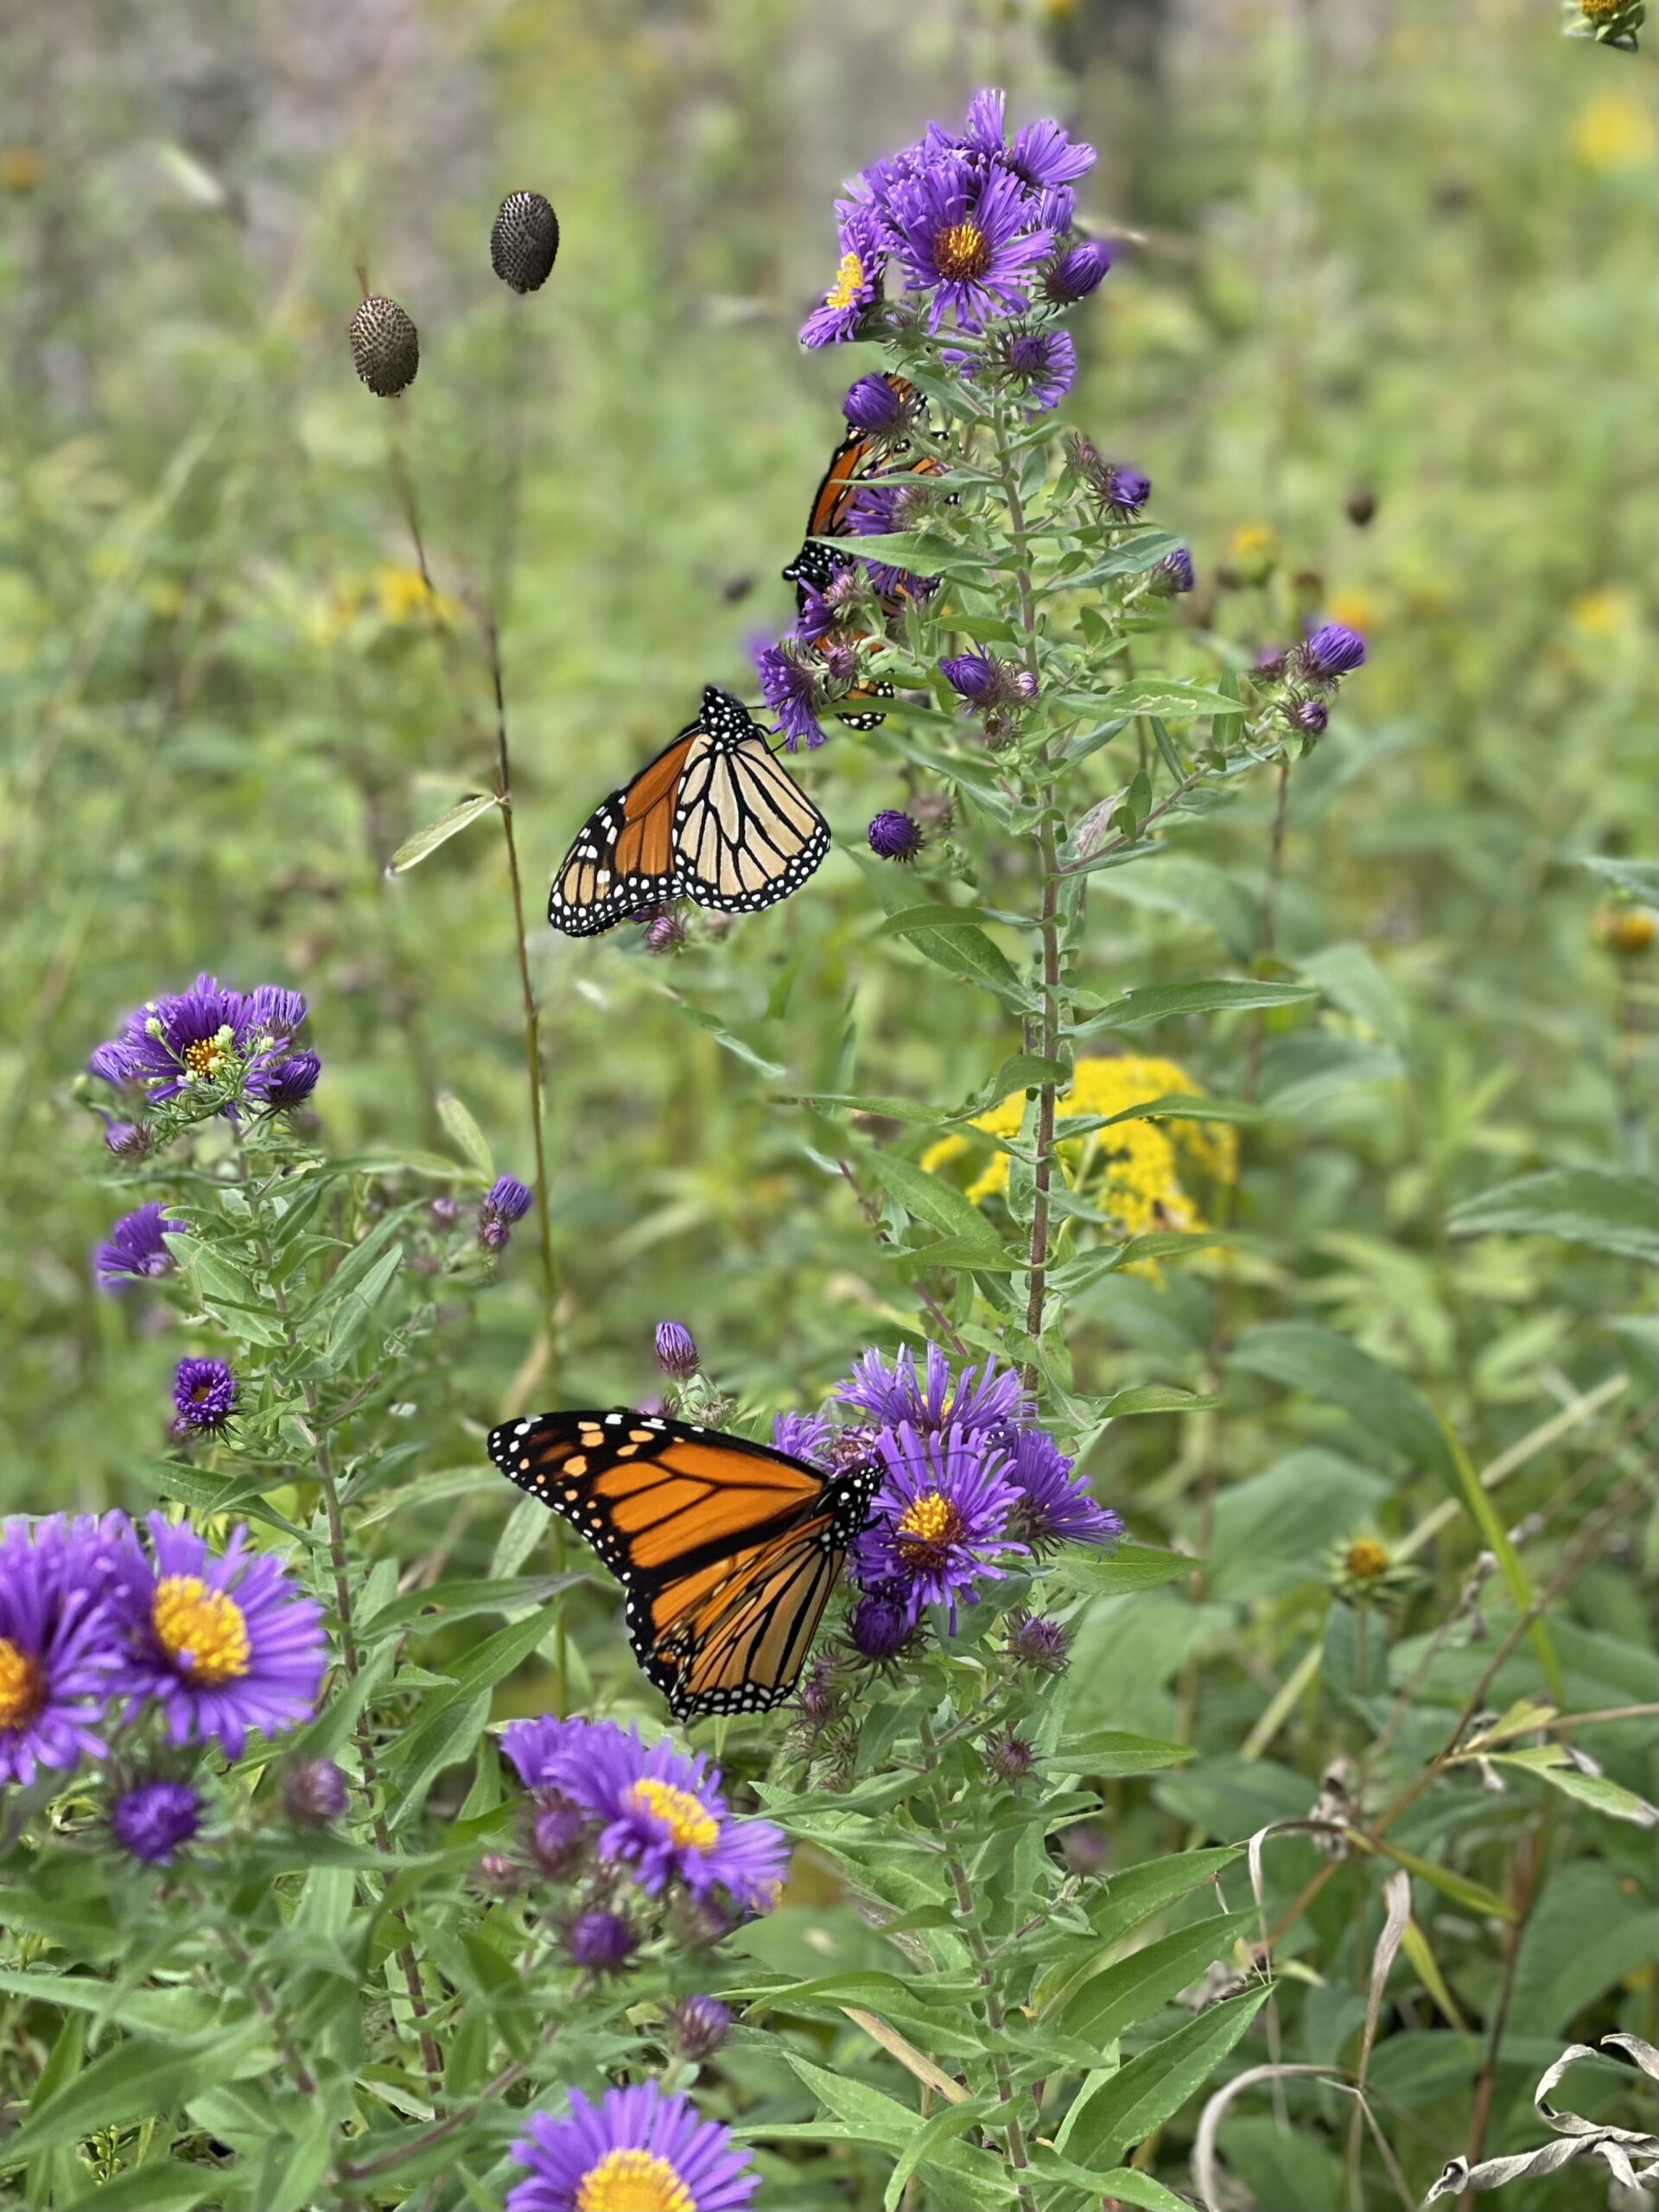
[486,1409,880,1720]
[547,686,829,937]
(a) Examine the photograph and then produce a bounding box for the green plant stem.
[918,1713,1036,2211]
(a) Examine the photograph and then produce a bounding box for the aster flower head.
[959,88,1097,194]
[480,1173,533,1251]
[540,1726,788,1914]
[847,1588,913,1664]
[667,1993,733,2063]
[0,1514,130,1786]
[801,204,885,348]
[283,1756,349,1827]
[565,1908,635,1973]
[644,909,687,955]
[500,1712,630,1792]
[656,1321,700,1380]
[843,372,918,436]
[1000,1425,1123,1553]
[772,1408,833,1465]
[1299,621,1367,683]
[854,1422,1027,1627]
[1045,237,1113,304]
[753,636,829,752]
[94,1203,181,1293]
[111,1777,201,1866]
[939,647,1006,705]
[990,324,1076,412]
[868,809,925,862]
[889,161,1053,333]
[171,1356,238,1435]
[1289,696,1329,738]
[506,2082,760,2212]
[1007,1608,1071,1674]
[89,974,308,1116]
[1151,544,1196,597]
[99,1117,150,1160]
[528,1795,587,1880]
[248,1048,321,1111]
[112,1514,327,1760]
[837,1341,1027,1438]
[984,1727,1036,1784]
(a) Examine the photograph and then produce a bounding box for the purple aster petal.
[837,1343,1027,1435]
[999,1426,1123,1551]
[997,325,1076,411]
[1300,621,1367,681]
[753,639,829,752]
[247,1049,321,1109]
[0,1514,131,1786]
[506,2082,760,2212]
[853,1421,1027,1630]
[111,1777,201,1864]
[800,204,885,348]
[94,1203,182,1293]
[171,1356,238,1433]
[1007,115,1096,193]
[772,1410,834,1466]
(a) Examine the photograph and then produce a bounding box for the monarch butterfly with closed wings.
[547,685,830,936]
[486,1409,880,1719]
[781,372,944,624]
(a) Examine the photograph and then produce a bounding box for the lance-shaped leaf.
[386,791,499,874]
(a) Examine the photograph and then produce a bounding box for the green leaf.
[1059,1910,1255,2046]
[1296,941,1410,1054]
[387,791,499,873]
[870,1150,1010,1262]
[1484,1745,1659,1827]
[1109,677,1243,720]
[1032,1847,1243,2017]
[1446,1166,1659,1265]
[1074,978,1317,1035]
[1581,854,1659,907]
[1099,1382,1221,1417]
[0,2019,269,2170]
[1051,1729,1195,1778]
[664,996,787,1079]
[385,1599,563,1826]
[60,2164,226,2212]
[887,914,1032,1002]
[1369,1838,1516,1921]
[435,1090,494,1176]
[1061,1988,1269,2171]
[1230,1322,1456,1485]
[1053,1544,1193,1596]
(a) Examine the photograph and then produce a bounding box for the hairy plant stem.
[232,1137,442,2084]
[918,1712,1036,2210]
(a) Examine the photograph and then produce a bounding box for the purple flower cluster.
[800,88,1107,351]
[1255,620,1369,744]
[88,975,317,1122]
[507,2082,759,2212]
[0,1509,326,1856]
[480,1173,534,1252]
[500,1714,789,1918]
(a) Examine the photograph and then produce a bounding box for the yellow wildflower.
[1596,904,1658,957]
[374,564,458,626]
[1,148,41,193]
[1571,92,1656,170]
[920,1054,1236,1243]
[1325,588,1378,639]
[1228,523,1277,561]
[1567,586,1635,638]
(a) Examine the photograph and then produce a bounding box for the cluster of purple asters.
[88,974,319,1128]
[1255,620,1369,743]
[0,1510,326,1862]
[507,2082,758,2212]
[774,1340,1121,1651]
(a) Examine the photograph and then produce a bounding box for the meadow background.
[2,0,1656,2205]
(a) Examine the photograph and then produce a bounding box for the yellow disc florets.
[893,1488,966,1566]
[575,2150,695,2212]
[825,251,865,310]
[628,1777,719,1855]
[151,1576,252,1685]
[0,1638,44,1731]
[934,221,991,281]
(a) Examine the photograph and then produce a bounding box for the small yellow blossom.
[1567,585,1635,638]
[1571,92,1656,169]
[1228,523,1277,560]
[1325,588,1379,638]
[0,148,41,193]
[920,1054,1236,1249]
[1596,904,1658,957]
[374,564,458,626]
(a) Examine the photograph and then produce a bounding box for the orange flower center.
[151,1576,251,1684]
[182,1038,226,1078]
[824,250,865,310]
[935,220,991,281]
[628,1777,719,1854]
[0,1638,44,1731]
[1344,1539,1391,1582]
[575,2151,694,2212]
[893,1488,965,1566]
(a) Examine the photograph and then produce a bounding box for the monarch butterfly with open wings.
[547,685,829,936]
[486,1409,880,1719]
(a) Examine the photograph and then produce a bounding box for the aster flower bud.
[111,1777,201,1865]
[429,1195,460,1228]
[1007,1610,1071,1675]
[1044,238,1113,303]
[490,188,560,293]
[1253,645,1287,681]
[172,1355,238,1434]
[655,1322,700,1380]
[348,294,419,398]
[566,1909,636,1974]
[867,810,924,862]
[983,1728,1036,1784]
[479,1174,533,1250]
[848,1591,911,1664]
[283,1758,349,1827]
[99,1117,150,1158]
[796,1653,843,1726]
[666,1994,732,2062]
[1298,621,1367,683]
[254,1049,321,1110]
[643,910,687,955]
[528,1796,587,1880]
[1059,1821,1107,1878]
[476,1850,524,1897]
[1288,697,1329,739]
[842,372,916,436]
[1150,545,1196,597]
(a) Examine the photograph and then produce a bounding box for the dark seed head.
[348,294,419,397]
[491,189,560,293]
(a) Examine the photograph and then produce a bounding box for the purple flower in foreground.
[565,1909,636,1974]
[753,637,829,752]
[111,1778,201,1865]
[772,1409,833,1466]
[171,1356,238,1434]
[1289,696,1330,738]
[90,975,307,1109]
[541,1726,788,1914]
[960,87,1097,194]
[1299,621,1367,682]
[1151,544,1196,596]
[1045,238,1113,303]
[843,372,917,436]
[848,1588,912,1663]
[0,1515,127,1786]
[94,1203,181,1292]
[500,1713,630,1792]
[868,809,925,861]
[529,1796,587,1879]
[112,1514,326,1760]
[800,203,885,347]
[854,1422,1026,1626]
[889,162,1052,333]
[507,2082,760,2212]
[999,1425,1123,1551]
[480,1174,533,1251]
[656,1322,700,1380]
[249,1049,321,1110]
[838,1342,1026,1437]
[993,324,1076,411]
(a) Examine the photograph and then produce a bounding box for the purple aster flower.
[1007,1609,1071,1674]
[842,483,939,603]
[98,1117,150,1160]
[999,1425,1123,1552]
[843,372,918,436]
[854,1422,1027,1628]
[667,1993,733,2062]
[837,1342,1027,1437]
[1102,464,1151,513]
[480,1174,534,1251]
[540,1726,788,1914]
[477,1851,524,1897]
[1289,696,1329,738]
[959,88,1097,194]
[1151,544,1196,596]
[111,1777,201,1865]
[796,1651,842,1725]
[938,648,1030,710]
[1045,238,1113,303]
[565,1909,636,1974]
[772,1409,833,1465]
[94,1202,181,1292]
[283,1757,349,1827]
[800,204,885,348]
[528,1795,587,1879]
[248,1049,321,1110]
[868,810,924,861]
[847,1588,912,1663]
[171,1356,238,1434]
[1299,621,1367,682]
[655,1322,700,1380]
[753,637,829,752]
[506,2082,760,2212]
[992,325,1076,411]
[888,162,1052,333]
[111,1514,327,1760]
[500,1713,629,1791]
[89,974,306,1109]
[0,1515,128,1786]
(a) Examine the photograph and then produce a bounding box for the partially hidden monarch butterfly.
[780,372,944,625]
[547,685,830,936]
[486,1408,880,1719]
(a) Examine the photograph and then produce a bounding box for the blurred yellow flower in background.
[920,1054,1236,1245]
[1567,585,1637,638]
[374,565,459,626]
[1,148,42,192]
[1325,588,1379,637]
[1571,92,1656,170]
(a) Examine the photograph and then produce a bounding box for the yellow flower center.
[1344,1539,1391,1582]
[575,2150,694,2212]
[935,220,991,281]
[893,1488,965,1566]
[151,1576,251,1685]
[1580,0,1623,16]
[0,1638,44,1731]
[824,250,865,310]
[628,1777,719,1854]
[182,1039,226,1078]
